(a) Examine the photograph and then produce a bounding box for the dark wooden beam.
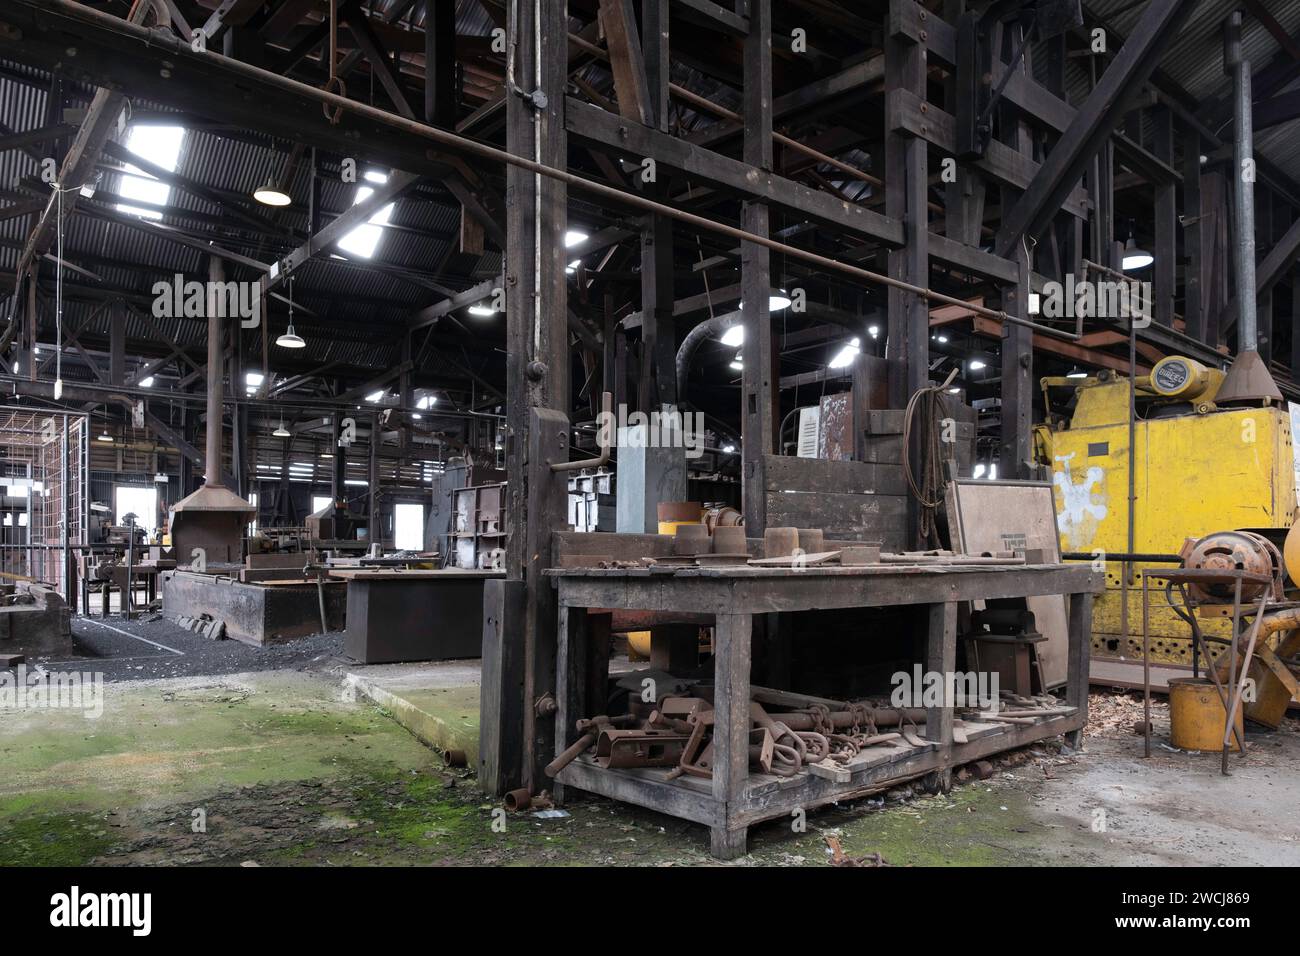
[672,0,747,37]
[424,0,457,128]
[0,123,76,154]
[566,97,904,246]
[599,0,652,126]
[994,0,1195,257]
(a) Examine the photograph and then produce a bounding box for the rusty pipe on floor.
[503,788,532,812]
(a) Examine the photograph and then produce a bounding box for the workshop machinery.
[1036,355,1297,685]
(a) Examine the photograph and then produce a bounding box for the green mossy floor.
[0,670,1073,866]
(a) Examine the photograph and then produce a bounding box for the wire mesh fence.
[0,407,87,597]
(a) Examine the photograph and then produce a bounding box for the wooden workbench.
[546,562,1101,859]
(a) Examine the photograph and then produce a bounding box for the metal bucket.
[1168,677,1242,752]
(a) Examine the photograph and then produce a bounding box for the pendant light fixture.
[276,275,306,349]
[253,175,292,207]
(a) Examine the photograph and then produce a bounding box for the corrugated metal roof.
[1084,0,1300,185]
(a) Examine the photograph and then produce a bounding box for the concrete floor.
[3,620,1299,866]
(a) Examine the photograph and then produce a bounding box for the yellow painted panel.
[1045,385,1295,664]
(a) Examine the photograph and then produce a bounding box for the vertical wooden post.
[886,0,929,544]
[1152,107,1176,328]
[490,0,570,795]
[368,411,380,542]
[1000,253,1033,479]
[553,602,588,804]
[998,29,1034,480]
[1183,125,1205,342]
[1291,272,1300,377]
[424,0,457,128]
[740,0,773,535]
[108,299,126,387]
[1259,192,1276,366]
[924,601,956,792]
[637,0,676,416]
[712,610,752,860]
[1066,589,1094,749]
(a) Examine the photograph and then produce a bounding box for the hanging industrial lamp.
[253,175,291,207]
[276,276,306,348]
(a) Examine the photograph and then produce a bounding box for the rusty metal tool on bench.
[544,714,635,777]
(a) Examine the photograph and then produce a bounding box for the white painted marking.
[80,618,185,655]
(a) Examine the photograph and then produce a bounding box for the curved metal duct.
[675,310,741,400]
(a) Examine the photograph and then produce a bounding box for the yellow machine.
[1035,356,1298,679]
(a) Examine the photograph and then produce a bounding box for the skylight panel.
[116,125,185,220]
[337,185,395,259]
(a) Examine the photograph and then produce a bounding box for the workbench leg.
[1065,591,1094,749]
[711,611,752,860]
[101,583,109,618]
[923,602,956,795]
[552,604,589,806]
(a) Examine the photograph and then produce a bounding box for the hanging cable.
[903,367,959,547]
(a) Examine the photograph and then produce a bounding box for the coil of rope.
[902,368,959,548]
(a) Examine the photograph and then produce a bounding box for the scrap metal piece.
[1179,531,1284,603]
[594,729,690,769]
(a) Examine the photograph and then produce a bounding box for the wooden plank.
[327,568,502,579]
[554,564,1104,615]
[765,491,909,542]
[555,760,723,826]
[554,530,675,560]
[947,479,1069,687]
[732,712,1082,826]
[762,454,907,496]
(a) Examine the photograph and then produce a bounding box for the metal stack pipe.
[1230,12,1256,353]
[1217,10,1282,404]
[205,256,225,487]
[166,255,255,568]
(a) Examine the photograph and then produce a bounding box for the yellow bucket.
[1168,677,1243,752]
[627,630,651,660]
[657,502,703,536]
[657,520,698,536]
